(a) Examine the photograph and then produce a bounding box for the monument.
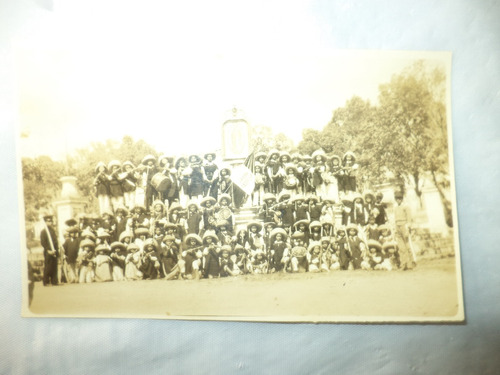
[53,176,87,240]
[221,107,251,166]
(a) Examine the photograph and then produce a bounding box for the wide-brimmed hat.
[255,151,267,161]
[291,152,302,161]
[158,155,174,165]
[284,163,297,174]
[142,154,156,165]
[311,149,327,162]
[291,194,305,204]
[186,200,199,210]
[270,227,287,241]
[219,165,232,176]
[66,226,79,234]
[95,161,107,172]
[81,229,97,241]
[278,191,291,202]
[168,202,182,212]
[110,241,126,251]
[294,219,310,229]
[262,193,276,202]
[305,195,319,203]
[95,244,110,253]
[220,245,232,254]
[247,220,263,233]
[64,218,78,227]
[378,224,391,234]
[200,196,216,208]
[114,205,129,215]
[364,191,375,201]
[280,151,291,162]
[122,161,135,169]
[352,193,364,203]
[343,151,356,163]
[96,228,110,238]
[184,233,203,246]
[329,154,341,165]
[336,226,346,235]
[202,230,218,244]
[108,160,121,170]
[163,222,178,232]
[188,154,202,164]
[367,239,382,251]
[302,154,312,161]
[308,242,321,253]
[175,157,188,169]
[382,241,398,253]
[152,200,165,210]
[163,234,176,242]
[80,239,95,249]
[131,204,147,213]
[134,227,149,237]
[218,193,232,204]
[264,222,277,230]
[346,223,359,234]
[291,231,305,239]
[216,220,230,229]
[267,149,280,159]
[101,209,114,218]
[119,231,133,242]
[143,238,157,251]
[204,152,216,160]
[127,243,139,253]
[309,221,321,230]
[320,236,332,244]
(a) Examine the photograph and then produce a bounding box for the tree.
[22,156,66,222]
[250,125,294,153]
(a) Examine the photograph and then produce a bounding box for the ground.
[26,256,462,322]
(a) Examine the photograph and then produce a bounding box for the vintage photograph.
[17,49,463,322]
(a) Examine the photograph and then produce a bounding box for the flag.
[231,152,256,195]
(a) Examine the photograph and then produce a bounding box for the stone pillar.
[53,176,87,241]
[422,184,448,235]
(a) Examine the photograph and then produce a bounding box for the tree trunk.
[412,171,423,207]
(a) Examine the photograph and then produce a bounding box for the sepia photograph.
[17,48,463,322]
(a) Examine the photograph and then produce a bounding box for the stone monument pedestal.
[53,176,87,241]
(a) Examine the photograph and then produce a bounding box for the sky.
[11,0,448,160]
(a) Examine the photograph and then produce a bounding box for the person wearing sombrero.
[307,242,327,273]
[202,152,219,200]
[201,231,220,279]
[186,200,203,235]
[78,239,96,283]
[361,239,384,271]
[282,163,299,196]
[349,193,368,227]
[288,231,308,273]
[251,249,268,274]
[374,191,388,225]
[276,191,293,233]
[101,209,117,243]
[378,224,394,245]
[342,151,358,194]
[301,154,314,194]
[335,226,350,270]
[107,160,125,213]
[61,225,80,283]
[381,241,399,271]
[364,214,380,241]
[217,165,233,199]
[216,193,234,233]
[247,221,265,257]
[258,193,277,224]
[322,237,339,271]
[139,238,161,279]
[269,227,288,273]
[293,219,310,247]
[292,195,310,224]
[114,205,129,242]
[94,244,113,282]
[110,241,127,281]
[346,223,366,270]
[309,220,322,243]
[326,154,342,201]
[216,222,233,247]
[311,149,328,199]
[263,221,277,253]
[181,233,203,280]
[252,162,266,206]
[307,195,324,222]
[121,161,139,211]
[266,149,284,194]
[141,154,159,211]
[94,161,111,215]
[393,191,415,270]
[158,234,181,280]
[124,243,143,281]
[187,154,204,203]
[158,155,179,205]
[200,196,216,233]
[166,201,187,240]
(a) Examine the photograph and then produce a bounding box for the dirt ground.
[26,256,462,322]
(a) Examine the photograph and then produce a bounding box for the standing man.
[393,191,415,270]
[40,214,59,286]
[62,226,80,283]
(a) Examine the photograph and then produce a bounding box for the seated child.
[94,244,113,282]
[125,243,143,280]
[288,231,308,273]
[269,228,288,272]
[78,239,96,283]
[139,238,161,279]
[252,249,268,274]
[361,239,383,270]
[307,243,328,273]
[220,246,241,277]
[110,241,127,281]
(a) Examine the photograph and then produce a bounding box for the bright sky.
[13,0,447,160]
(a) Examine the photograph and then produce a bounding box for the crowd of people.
[38,149,416,287]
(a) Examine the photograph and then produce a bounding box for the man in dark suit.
[40,215,59,286]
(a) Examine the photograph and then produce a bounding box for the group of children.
[42,148,416,285]
[92,148,359,216]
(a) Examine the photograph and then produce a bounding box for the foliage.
[250,125,294,153]
[22,156,66,222]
